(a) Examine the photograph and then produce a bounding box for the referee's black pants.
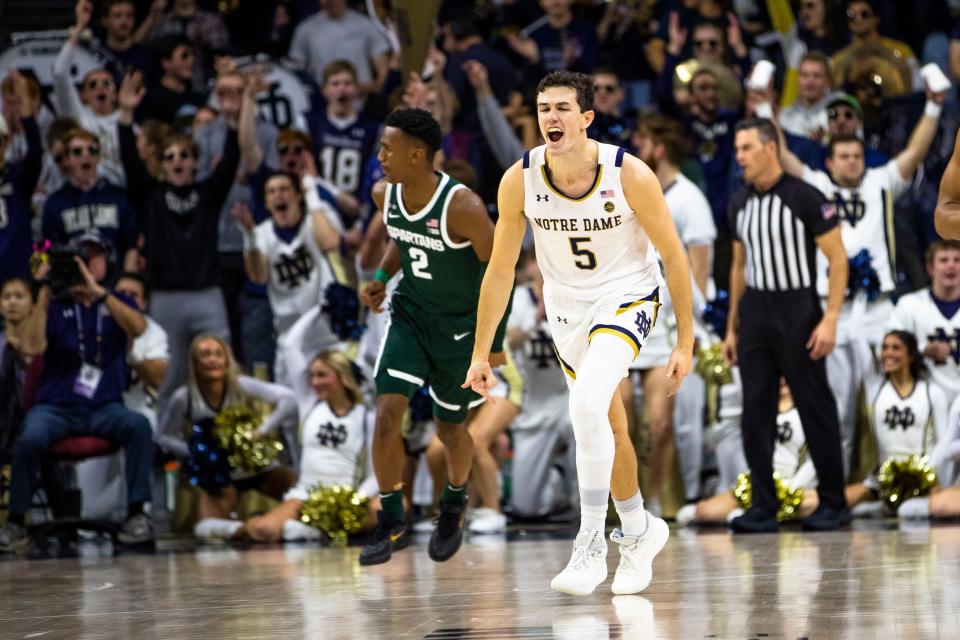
[737,288,846,514]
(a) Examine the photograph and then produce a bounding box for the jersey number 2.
[409,247,432,279]
[569,237,597,270]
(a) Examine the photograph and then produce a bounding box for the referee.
[722,118,851,533]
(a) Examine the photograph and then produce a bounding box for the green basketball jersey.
[383,172,486,316]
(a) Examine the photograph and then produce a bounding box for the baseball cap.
[826,93,863,119]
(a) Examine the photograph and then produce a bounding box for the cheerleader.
[156,335,298,537]
[677,378,820,525]
[845,331,949,514]
[242,348,379,542]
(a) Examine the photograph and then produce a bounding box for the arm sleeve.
[928,384,954,469]
[877,159,910,200]
[16,117,43,198]
[852,336,883,401]
[52,41,86,119]
[41,199,63,243]
[237,375,299,437]
[477,94,525,170]
[678,185,717,246]
[886,295,915,334]
[800,166,831,194]
[118,123,155,206]
[277,306,324,418]
[796,182,837,237]
[203,128,241,212]
[287,23,309,67]
[655,53,685,118]
[156,387,191,458]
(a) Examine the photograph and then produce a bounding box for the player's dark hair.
[155,35,193,63]
[734,117,780,151]
[384,108,442,159]
[1,276,36,303]
[826,134,864,159]
[537,70,594,113]
[883,330,926,381]
[265,170,301,193]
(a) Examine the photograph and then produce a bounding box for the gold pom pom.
[877,454,937,510]
[732,472,805,522]
[299,485,370,546]
[695,343,733,387]
[213,405,284,474]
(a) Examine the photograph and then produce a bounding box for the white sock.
[613,490,649,537]
[725,507,744,523]
[675,503,697,527]
[898,497,930,520]
[579,487,609,534]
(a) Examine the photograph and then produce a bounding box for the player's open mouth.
[547,127,563,143]
[275,202,289,213]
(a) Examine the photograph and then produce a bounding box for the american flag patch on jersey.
[600,189,615,198]
[426,219,439,228]
[821,203,836,220]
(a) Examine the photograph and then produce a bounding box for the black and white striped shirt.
[728,174,837,292]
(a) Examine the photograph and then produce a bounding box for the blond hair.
[186,334,246,409]
[310,350,364,407]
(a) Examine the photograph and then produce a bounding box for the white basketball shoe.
[610,513,669,595]
[550,529,608,596]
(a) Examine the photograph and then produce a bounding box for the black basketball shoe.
[358,512,412,566]
[428,500,467,562]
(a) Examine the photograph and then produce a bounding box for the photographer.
[0,234,153,553]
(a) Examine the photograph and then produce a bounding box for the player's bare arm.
[463,161,528,398]
[936,128,960,239]
[621,153,693,395]
[360,179,401,313]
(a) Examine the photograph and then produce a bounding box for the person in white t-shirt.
[889,240,960,405]
[234,161,344,386]
[623,113,715,511]
[778,52,832,141]
[779,83,945,473]
[53,0,125,186]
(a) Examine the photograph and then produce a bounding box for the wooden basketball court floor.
[2,522,960,639]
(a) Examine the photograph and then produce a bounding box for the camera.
[47,246,84,298]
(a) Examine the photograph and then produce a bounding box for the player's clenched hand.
[664,347,692,397]
[360,280,386,313]
[462,360,498,401]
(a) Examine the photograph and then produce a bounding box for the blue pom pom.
[847,249,881,302]
[409,384,433,423]
[186,419,232,491]
[701,290,730,337]
[321,282,366,341]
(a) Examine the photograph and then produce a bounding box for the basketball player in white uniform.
[464,71,694,596]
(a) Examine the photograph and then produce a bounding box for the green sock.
[379,490,405,527]
[440,483,467,506]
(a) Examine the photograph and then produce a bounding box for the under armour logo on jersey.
[316,422,348,448]
[274,246,314,288]
[776,421,793,445]
[529,329,557,369]
[537,194,549,202]
[635,310,651,338]
[833,192,867,227]
[556,315,568,324]
[926,328,960,365]
[884,406,915,431]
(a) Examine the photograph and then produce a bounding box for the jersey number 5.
[569,237,597,270]
[409,247,432,279]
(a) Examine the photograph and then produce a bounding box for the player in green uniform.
[358,108,504,566]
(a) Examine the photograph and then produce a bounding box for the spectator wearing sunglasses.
[41,128,138,272]
[117,68,256,409]
[54,0,126,186]
[831,0,921,92]
[588,68,632,147]
[136,36,205,125]
[0,70,42,286]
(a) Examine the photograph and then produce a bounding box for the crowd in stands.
[3,0,960,549]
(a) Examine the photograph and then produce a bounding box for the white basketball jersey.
[869,379,938,463]
[773,407,807,479]
[296,402,369,490]
[888,288,960,404]
[522,143,661,300]
[254,214,336,334]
